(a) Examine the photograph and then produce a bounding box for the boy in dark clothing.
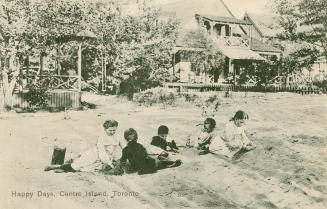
[151,125,179,152]
[120,128,182,175]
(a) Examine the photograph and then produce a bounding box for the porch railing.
[216,36,250,48]
[24,74,79,91]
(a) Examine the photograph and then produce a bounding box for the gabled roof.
[197,14,251,25]
[159,0,235,29]
[250,37,282,53]
[244,13,283,38]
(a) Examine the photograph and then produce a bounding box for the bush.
[81,101,96,109]
[182,93,199,103]
[25,85,50,108]
[183,93,221,117]
[313,80,327,93]
[133,88,176,107]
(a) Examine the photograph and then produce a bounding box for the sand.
[0,92,326,209]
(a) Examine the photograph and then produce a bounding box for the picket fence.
[163,82,326,95]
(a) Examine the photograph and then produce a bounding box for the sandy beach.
[0,92,326,209]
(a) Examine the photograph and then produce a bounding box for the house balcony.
[214,36,250,48]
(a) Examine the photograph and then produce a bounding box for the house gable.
[159,0,235,30]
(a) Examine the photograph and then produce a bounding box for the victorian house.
[159,0,281,84]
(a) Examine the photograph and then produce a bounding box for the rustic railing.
[25,74,79,90]
[163,82,326,95]
[216,36,250,48]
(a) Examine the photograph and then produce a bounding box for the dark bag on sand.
[51,146,66,165]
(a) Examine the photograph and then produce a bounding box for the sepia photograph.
[0,0,326,208]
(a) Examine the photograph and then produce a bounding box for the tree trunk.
[1,56,19,108]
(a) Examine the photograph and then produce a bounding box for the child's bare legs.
[156,157,182,170]
[44,163,76,172]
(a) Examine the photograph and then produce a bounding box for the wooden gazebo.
[17,30,97,109]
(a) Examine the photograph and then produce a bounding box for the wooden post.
[172,53,175,82]
[104,51,107,91]
[230,59,236,86]
[39,54,44,75]
[26,55,29,84]
[77,43,82,105]
[101,51,105,92]
[51,146,66,165]
[57,45,61,76]
[77,43,82,92]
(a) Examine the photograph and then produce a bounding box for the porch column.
[228,58,235,85]
[228,58,233,73]
[221,25,226,36]
[230,25,233,46]
[209,21,214,36]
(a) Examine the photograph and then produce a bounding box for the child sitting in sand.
[210,110,255,158]
[44,119,124,174]
[120,128,182,175]
[151,125,179,153]
[186,118,217,155]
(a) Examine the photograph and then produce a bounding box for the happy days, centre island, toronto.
[10,190,139,199]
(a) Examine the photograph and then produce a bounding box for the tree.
[273,0,327,58]
[0,0,94,108]
[0,0,34,108]
[92,3,179,94]
[237,59,278,86]
[180,28,225,82]
[278,45,319,85]
[0,0,180,106]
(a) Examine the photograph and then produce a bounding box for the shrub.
[313,80,327,93]
[133,87,176,107]
[182,93,199,103]
[25,84,50,108]
[81,101,96,109]
[184,93,221,117]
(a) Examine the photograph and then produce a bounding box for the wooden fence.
[163,82,326,95]
[0,90,80,110]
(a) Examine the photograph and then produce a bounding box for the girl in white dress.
[45,119,124,173]
[210,110,255,158]
[186,118,217,155]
